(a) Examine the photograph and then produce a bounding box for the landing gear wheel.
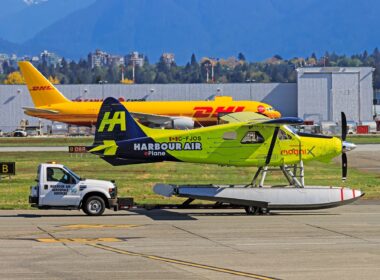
[83,196,105,216]
[244,206,260,215]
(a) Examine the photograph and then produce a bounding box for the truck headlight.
[108,187,117,198]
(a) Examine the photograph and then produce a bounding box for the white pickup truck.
[29,163,133,216]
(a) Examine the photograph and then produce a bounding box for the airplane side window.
[278,129,292,140]
[223,131,237,140]
[241,131,264,144]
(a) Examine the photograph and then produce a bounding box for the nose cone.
[264,109,281,119]
[342,141,356,153]
[271,110,281,119]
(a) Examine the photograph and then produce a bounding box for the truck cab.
[29,163,122,215]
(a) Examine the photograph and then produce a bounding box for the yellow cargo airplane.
[18,61,281,128]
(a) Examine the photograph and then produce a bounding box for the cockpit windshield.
[284,125,298,135]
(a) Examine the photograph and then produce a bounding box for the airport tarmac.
[348,144,380,172]
[0,203,379,280]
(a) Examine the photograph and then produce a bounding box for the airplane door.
[40,167,80,206]
[277,128,297,165]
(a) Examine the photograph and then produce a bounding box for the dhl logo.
[31,86,53,91]
[193,106,245,118]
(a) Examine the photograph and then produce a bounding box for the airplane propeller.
[341,111,347,142]
[341,112,356,181]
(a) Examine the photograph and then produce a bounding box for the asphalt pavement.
[0,203,379,280]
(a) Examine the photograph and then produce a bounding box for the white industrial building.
[0,67,376,132]
[297,67,374,123]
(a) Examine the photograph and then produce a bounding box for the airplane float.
[88,97,363,214]
[18,61,281,129]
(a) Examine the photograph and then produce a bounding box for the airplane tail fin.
[93,97,147,146]
[18,61,70,107]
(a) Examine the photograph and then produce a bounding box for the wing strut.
[265,127,280,165]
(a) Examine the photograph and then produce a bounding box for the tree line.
[2,49,380,89]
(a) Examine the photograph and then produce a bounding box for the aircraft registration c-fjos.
[18,61,280,129]
[88,97,363,214]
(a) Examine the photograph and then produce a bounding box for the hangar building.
[0,67,375,132]
[297,67,374,123]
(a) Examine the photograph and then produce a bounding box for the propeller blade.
[265,127,280,165]
[342,152,347,181]
[341,112,347,141]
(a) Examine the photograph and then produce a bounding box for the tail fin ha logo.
[98,111,126,132]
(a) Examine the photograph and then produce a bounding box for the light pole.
[204,62,211,83]
[98,80,108,99]
[132,61,136,83]
[245,79,255,100]
[120,65,125,82]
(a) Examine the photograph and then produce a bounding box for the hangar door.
[298,73,331,122]
[331,73,359,122]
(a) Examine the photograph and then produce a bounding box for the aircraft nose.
[342,141,356,153]
[271,111,281,119]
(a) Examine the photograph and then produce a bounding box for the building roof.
[296,67,374,74]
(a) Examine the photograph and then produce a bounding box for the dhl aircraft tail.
[18,61,70,107]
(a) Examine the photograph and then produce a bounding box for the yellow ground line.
[60,224,139,229]
[36,238,122,243]
[89,243,280,280]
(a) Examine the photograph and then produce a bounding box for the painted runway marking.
[89,243,280,280]
[61,224,139,229]
[36,237,124,243]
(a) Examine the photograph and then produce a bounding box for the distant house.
[40,50,61,67]
[161,53,175,66]
[88,49,109,68]
[125,51,144,67]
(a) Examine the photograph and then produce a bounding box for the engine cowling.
[171,117,195,130]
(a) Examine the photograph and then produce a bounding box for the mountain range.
[0,0,379,64]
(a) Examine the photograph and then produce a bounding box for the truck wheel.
[83,196,105,216]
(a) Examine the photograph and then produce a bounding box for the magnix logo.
[98,111,126,132]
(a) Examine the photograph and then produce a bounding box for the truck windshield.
[64,166,81,181]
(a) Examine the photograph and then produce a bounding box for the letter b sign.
[0,162,15,175]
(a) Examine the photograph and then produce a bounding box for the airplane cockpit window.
[278,129,292,140]
[241,131,264,144]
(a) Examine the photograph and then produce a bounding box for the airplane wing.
[257,117,304,126]
[220,112,303,127]
[220,112,269,124]
[221,112,303,128]
[22,107,60,114]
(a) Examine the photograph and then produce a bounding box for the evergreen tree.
[238,52,246,61]
[190,53,197,66]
